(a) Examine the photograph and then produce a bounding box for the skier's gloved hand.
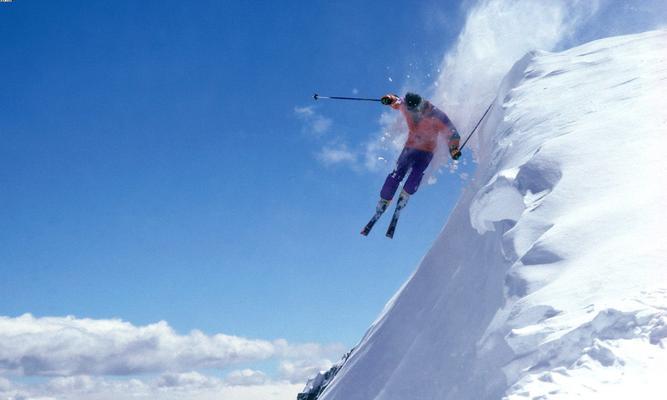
[450,147,462,160]
[381,94,398,105]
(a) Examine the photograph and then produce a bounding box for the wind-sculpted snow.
[299,30,667,400]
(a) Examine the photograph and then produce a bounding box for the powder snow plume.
[366,0,667,176]
[433,0,599,153]
[431,0,667,159]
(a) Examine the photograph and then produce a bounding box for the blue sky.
[1,1,466,346]
[3,0,665,398]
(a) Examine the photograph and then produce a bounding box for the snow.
[299,30,667,400]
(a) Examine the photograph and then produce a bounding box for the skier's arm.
[434,108,462,159]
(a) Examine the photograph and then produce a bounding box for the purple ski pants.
[380,147,434,201]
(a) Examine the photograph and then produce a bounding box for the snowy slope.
[299,30,667,400]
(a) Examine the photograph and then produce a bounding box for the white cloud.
[316,144,357,167]
[46,375,98,392]
[156,371,222,389]
[294,106,333,136]
[0,373,303,400]
[294,106,315,118]
[279,359,333,384]
[0,376,12,391]
[0,314,347,399]
[0,314,274,376]
[0,314,343,379]
[224,368,269,386]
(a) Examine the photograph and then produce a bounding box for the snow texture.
[300,30,667,400]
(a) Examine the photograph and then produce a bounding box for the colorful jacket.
[387,94,460,155]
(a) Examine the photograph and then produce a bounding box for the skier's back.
[362,92,461,238]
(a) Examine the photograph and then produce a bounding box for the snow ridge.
[299,30,667,400]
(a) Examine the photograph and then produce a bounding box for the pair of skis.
[360,194,409,239]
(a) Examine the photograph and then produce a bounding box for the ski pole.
[459,100,495,152]
[313,93,382,102]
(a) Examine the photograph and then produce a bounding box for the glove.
[381,94,397,105]
[450,147,462,160]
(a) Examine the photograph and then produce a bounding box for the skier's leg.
[380,148,413,201]
[364,148,418,236]
[385,150,434,239]
[402,150,434,195]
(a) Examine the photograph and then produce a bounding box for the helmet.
[404,92,422,110]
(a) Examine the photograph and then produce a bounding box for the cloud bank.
[0,314,344,378]
[1,372,303,400]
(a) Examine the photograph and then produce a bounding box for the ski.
[361,199,390,236]
[360,211,384,236]
[385,207,402,238]
[385,191,410,239]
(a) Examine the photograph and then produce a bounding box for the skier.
[362,92,461,237]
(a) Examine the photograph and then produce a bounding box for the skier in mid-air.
[362,92,461,238]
